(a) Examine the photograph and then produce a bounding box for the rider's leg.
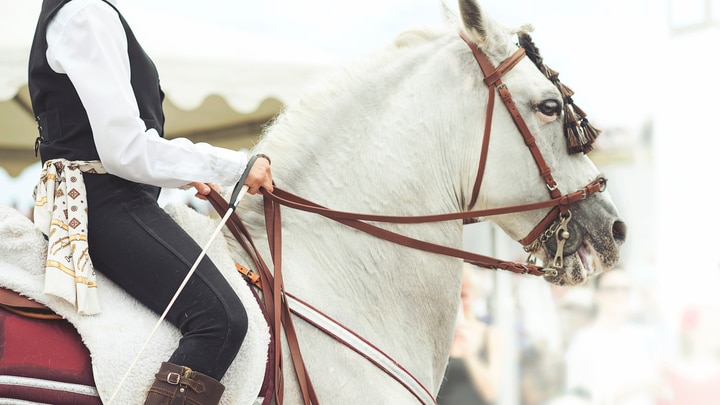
[83,174,247,403]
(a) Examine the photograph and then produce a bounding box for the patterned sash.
[33,160,106,315]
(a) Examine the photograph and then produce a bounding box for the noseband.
[460,32,606,274]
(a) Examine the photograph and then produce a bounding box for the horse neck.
[257,36,480,216]
[241,32,482,389]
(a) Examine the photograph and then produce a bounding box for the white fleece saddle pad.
[0,203,269,405]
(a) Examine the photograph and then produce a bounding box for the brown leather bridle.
[205,31,609,405]
[250,34,608,278]
[459,32,607,272]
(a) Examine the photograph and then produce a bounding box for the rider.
[28,0,273,404]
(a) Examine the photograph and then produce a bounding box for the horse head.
[455,0,626,285]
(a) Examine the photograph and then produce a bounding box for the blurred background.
[1,0,719,404]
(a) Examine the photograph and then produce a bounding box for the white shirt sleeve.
[45,0,247,188]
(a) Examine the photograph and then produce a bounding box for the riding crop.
[106,155,258,404]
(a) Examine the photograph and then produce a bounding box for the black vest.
[28,0,165,163]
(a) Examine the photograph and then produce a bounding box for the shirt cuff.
[213,148,248,186]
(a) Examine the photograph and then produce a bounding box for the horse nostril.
[612,220,627,244]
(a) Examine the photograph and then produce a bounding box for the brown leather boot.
[144,362,225,405]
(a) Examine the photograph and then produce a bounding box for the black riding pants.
[83,174,247,380]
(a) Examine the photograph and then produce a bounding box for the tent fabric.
[0,0,335,177]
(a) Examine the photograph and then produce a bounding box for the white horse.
[0,0,625,403]
[223,0,625,402]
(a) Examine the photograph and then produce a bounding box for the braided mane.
[518,32,600,154]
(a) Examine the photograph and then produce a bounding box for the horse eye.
[536,99,561,117]
[535,100,560,117]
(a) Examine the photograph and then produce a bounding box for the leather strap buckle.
[166,372,181,385]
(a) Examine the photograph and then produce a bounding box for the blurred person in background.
[555,286,595,353]
[518,285,596,405]
[516,279,582,405]
[437,264,502,404]
[657,305,720,405]
[563,268,662,405]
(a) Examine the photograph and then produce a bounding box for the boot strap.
[155,371,206,393]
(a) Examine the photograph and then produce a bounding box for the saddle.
[0,286,61,320]
[0,287,101,404]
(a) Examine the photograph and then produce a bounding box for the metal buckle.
[166,372,181,385]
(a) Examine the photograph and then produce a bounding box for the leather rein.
[205,33,608,405]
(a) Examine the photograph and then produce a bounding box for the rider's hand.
[244,155,273,195]
[189,182,220,200]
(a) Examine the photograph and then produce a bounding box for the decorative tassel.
[518,32,601,154]
[540,65,552,80]
[546,66,560,81]
[583,119,601,137]
[567,119,598,154]
[566,124,585,154]
[572,103,587,119]
[558,82,574,99]
[564,104,584,154]
[581,119,601,147]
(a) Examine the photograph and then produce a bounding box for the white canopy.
[0,0,336,177]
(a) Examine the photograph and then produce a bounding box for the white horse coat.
[0,1,625,404]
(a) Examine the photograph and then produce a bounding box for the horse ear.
[458,0,501,49]
[440,1,456,26]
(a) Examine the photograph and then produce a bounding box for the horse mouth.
[533,206,626,286]
[577,243,595,274]
[541,238,614,286]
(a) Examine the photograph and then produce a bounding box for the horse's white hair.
[0,1,623,404]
